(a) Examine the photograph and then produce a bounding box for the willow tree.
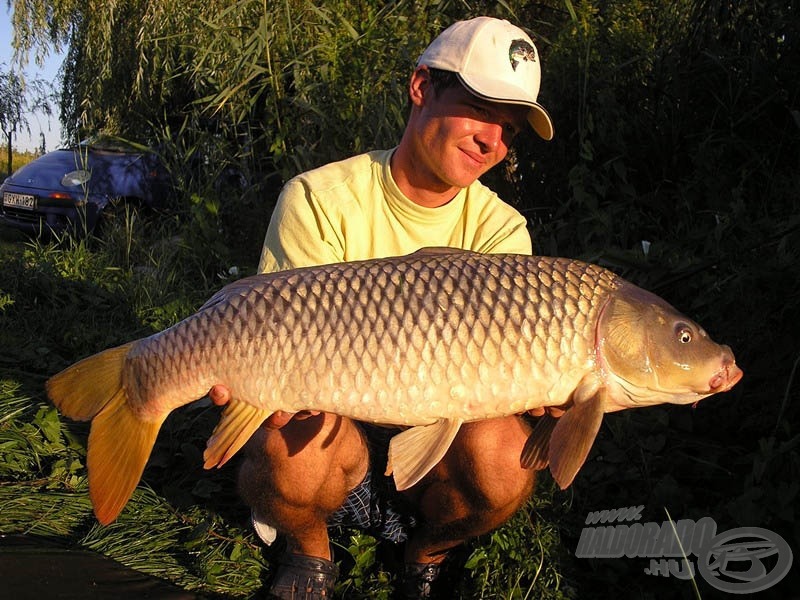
[9,0,212,143]
[0,65,52,172]
[7,0,533,175]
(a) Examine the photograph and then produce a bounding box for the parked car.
[0,136,172,236]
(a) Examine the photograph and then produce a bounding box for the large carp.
[47,248,742,524]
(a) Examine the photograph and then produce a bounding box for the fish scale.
[46,248,742,524]
[250,254,592,420]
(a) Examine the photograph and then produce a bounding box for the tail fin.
[46,343,165,524]
[46,343,133,420]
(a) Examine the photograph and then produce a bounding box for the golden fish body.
[130,252,605,423]
[47,249,742,524]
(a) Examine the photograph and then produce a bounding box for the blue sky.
[1,7,65,152]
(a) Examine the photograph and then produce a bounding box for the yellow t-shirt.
[258,149,532,273]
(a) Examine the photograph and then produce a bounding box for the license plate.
[3,192,36,210]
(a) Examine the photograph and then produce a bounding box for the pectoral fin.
[520,414,559,470]
[548,390,606,489]
[386,418,463,491]
[204,399,272,469]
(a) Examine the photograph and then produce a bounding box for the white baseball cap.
[417,17,554,141]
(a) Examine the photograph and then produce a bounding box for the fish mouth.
[613,358,743,409]
[691,360,743,407]
[708,360,743,393]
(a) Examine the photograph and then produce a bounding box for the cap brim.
[528,105,554,141]
[457,74,554,141]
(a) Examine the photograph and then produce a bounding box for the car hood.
[6,149,147,192]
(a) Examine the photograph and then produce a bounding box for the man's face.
[407,68,529,195]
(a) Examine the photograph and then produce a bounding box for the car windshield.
[78,135,150,154]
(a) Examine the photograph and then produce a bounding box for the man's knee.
[411,416,536,524]
[237,413,369,519]
[453,416,535,505]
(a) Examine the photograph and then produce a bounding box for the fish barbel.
[46,248,742,524]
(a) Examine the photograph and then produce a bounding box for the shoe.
[268,552,339,599]
[397,562,443,599]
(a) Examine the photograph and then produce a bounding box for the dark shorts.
[326,424,418,543]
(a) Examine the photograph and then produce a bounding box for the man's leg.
[237,411,535,597]
[399,416,536,594]
[237,412,368,596]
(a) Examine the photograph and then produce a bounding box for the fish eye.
[675,325,692,344]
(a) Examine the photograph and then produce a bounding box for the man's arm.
[209,386,319,427]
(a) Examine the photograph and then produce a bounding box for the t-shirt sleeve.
[257,178,346,273]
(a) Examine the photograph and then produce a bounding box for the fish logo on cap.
[509,39,537,71]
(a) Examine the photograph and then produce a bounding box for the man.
[211,16,555,599]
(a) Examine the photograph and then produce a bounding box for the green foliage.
[0,227,264,596]
[516,14,800,594]
[0,392,265,594]
[335,533,393,598]
[463,482,574,599]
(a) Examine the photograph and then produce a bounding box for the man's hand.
[208,385,321,429]
[526,406,566,418]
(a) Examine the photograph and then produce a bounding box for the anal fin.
[386,418,463,491]
[548,389,606,489]
[204,399,271,469]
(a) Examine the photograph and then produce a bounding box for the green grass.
[0,219,264,596]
